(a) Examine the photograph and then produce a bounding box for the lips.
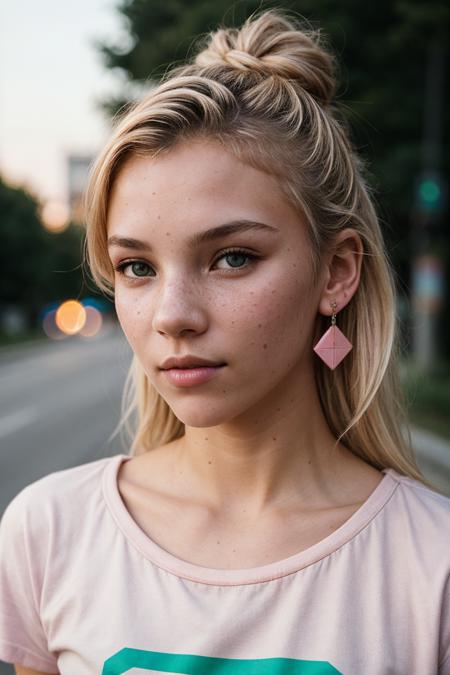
[160,356,226,370]
[161,364,225,387]
[169,365,224,369]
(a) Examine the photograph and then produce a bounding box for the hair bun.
[194,9,337,106]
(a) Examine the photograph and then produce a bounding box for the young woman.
[1,8,449,675]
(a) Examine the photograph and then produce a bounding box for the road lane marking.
[0,407,39,438]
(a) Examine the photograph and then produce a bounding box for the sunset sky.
[0,0,128,205]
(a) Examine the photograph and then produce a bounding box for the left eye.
[213,248,257,270]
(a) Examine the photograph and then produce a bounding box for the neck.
[170,371,362,517]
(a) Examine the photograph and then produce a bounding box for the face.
[106,137,324,428]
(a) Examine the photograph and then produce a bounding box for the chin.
[166,396,252,428]
[169,408,230,428]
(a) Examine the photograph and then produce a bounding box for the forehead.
[106,137,305,241]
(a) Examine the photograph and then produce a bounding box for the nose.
[151,276,209,338]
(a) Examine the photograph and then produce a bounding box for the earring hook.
[331,300,337,325]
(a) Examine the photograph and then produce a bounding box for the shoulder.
[383,469,450,567]
[1,455,121,533]
[0,455,126,582]
[386,468,450,517]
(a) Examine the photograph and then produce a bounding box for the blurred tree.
[46,221,86,303]
[94,0,450,355]
[0,177,86,329]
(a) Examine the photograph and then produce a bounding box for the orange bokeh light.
[41,201,70,232]
[55,300,86,335]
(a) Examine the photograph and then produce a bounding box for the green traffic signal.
[419,179,441,206]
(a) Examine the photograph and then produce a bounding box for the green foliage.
[0,179,51,308]
[0,177,86,326]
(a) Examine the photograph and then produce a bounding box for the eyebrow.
[107,220,278,252]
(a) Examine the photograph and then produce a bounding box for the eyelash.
[113,248,259,280]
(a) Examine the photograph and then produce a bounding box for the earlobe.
[318,229,363,316]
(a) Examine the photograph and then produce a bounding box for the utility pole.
[411,37,447,374]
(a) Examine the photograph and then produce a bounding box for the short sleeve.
[0,487,59,672]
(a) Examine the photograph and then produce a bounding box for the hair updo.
[192,12,336,106]
[84,7,433,488]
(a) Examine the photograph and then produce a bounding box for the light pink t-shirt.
[0,453,449,674]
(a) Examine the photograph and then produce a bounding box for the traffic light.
[416,171,445,215]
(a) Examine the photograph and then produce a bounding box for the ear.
[318,228,363,316]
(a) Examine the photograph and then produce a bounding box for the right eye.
[114,260,154,278]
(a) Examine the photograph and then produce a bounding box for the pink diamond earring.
[313,300,353,370]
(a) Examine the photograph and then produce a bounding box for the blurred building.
[67,154,95,224]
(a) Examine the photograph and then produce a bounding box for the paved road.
[0,326,132,514]
[0,331,448,673]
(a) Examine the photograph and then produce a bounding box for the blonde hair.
[84,8,436,489]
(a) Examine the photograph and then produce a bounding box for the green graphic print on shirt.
[102,649,342,674]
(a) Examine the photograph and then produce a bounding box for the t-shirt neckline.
[103,453,399,586]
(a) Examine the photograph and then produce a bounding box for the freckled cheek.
[114,290,147,341]
[227,280,303,342]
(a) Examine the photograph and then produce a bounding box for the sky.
[0,0,130,205]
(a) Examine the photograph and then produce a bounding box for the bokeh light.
[41,201,70,232]
[79,306,103,337]
[55,300,86,335]
[42,309,66,340]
